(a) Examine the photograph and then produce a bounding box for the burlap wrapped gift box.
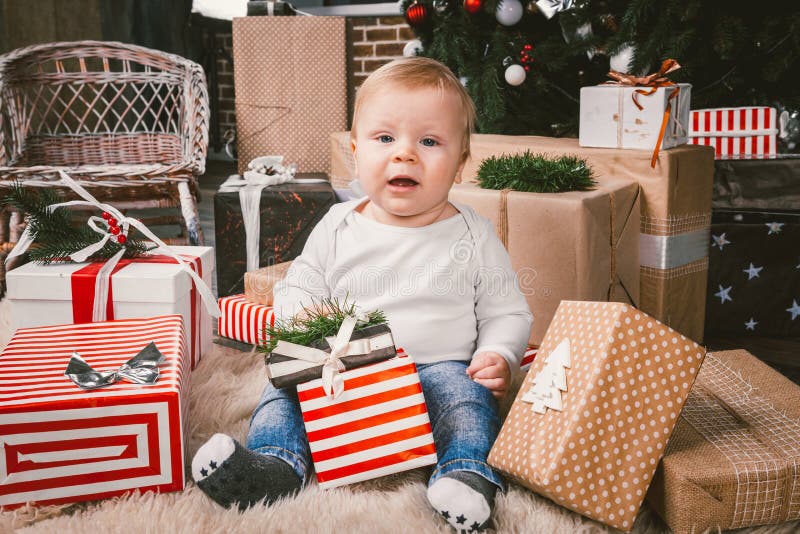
[647,349,800,534]
[449,179,640,346]
[331,133,714,342]
[488,300,706,532]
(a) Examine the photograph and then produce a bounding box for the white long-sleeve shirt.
[272,199,533,369]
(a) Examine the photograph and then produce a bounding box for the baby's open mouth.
[388,177,419,187]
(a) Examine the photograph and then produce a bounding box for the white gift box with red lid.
[0,314,189,509]
[297,350,437,489]
[6,246,213,369]
[217,294,275,345]
[688,106,778,158]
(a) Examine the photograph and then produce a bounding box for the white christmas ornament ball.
[504,64,526,86]
[403,39,423,57]
[610,44,636,73]
[459,76,469,87]
[496,0,523,26]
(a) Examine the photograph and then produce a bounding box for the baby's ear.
[350,139,357,153]
[454,158,466,184]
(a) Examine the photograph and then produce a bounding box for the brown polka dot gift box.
[647,349,800,534]
[487,300,706,532]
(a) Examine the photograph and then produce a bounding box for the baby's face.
[352,85,466,227]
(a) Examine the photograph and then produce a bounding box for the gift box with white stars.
[705,209,800,337]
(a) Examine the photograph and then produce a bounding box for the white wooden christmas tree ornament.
[522,338,571,414]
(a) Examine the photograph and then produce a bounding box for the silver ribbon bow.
[65,342,166,390]
[5,171,221,321]
[219,156,328,272]
[535,0,574,19]
[272,315,373,399]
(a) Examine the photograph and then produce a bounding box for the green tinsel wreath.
[476,151,596,193]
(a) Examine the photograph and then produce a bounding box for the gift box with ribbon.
[213,170,335,297]
[689,106,778,159]
[579,60,691,168]
[297,350,438,489]
[0,315,189,509]
[218,294,275,346]
[488,300,706,532]
[647,349,800,533]
[244,260,292,306]
[266,314,397,393]
[449,179,640,346]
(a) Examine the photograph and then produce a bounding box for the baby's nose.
[392,143,418,163]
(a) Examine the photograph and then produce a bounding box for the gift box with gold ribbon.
[647,349,800,534]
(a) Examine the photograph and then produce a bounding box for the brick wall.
[212,16,412,147]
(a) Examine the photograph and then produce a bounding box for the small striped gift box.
[0,315,189,509]
[217,294,275,345]
[297,350,437,489]
[689,107,778,159]
[520,346,538,372]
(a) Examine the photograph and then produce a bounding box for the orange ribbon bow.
[604,59,682,168]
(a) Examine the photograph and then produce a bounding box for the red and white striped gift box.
[520,346,538,372]
[297,350,437,489]
[689,107,778,159]
[0,315,189,509]
[217,294,275,345]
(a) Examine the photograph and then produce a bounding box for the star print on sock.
[715,285,733,304]
[712,232,731,251]
[471,522,482,530]
[209,460,217,469]
[766,222,785,235]
[742,263,763,280]
[745,318,758,331]
[788,300,800,321]
[456,515,467,524]
[441,511,450,519]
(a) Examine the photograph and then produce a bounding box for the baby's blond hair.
[351,57,476,162]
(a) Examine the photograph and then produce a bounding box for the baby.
[192,57,532,532]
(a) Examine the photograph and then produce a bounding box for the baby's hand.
[466,352,511,399]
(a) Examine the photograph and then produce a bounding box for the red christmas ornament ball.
[107,217,117,227]
[109,225,120,235]
[464,0,482,14]
[102,211,111,220]
[405,1,428,26]
[117,234,127,245]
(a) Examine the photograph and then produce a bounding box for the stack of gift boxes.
[1,179,219,508]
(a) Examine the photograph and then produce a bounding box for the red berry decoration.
[463,0,482,15]
[116,234,127,245]
[519,43,535,71]
[107,217,117,227]
[405,1,428,27]
[102,211,111,220]
[109,225,120,235]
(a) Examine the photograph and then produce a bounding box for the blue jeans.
[247,360,505,490]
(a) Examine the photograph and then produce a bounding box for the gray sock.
[427,470,497,532]
[192,433,301,510]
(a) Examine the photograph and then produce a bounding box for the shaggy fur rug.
[1,299,798,534]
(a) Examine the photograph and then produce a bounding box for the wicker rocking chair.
[0,40,210,290]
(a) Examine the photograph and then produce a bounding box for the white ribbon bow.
[5,171,221,321]
[218,156,328,272]
[272,315,374,398]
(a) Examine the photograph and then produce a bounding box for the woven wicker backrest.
[0,41,208,176]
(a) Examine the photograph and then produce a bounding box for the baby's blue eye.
[379,135,393,143]
[421,138,437,147]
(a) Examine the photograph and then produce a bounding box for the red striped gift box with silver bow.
[296,350,437,489]
[688,106,778,159]
[0,315,188,509]
[217,294,275,345]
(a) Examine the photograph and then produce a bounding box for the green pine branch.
[476,151,595,193]
[2,182,155,263]
[261,297,387,354]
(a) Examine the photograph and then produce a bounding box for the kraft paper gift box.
[6,246,214,369]
[296,351,437,489]
[488,300,706,532]
[579,83,692,151]
[0,315,189,509]
[449,179,640,346]
[331,133,714,341]
[214,179,336,297]
[233,16,346,176]
[244,261,293,306]
[218,294,276,346]
[647,349,800,533]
